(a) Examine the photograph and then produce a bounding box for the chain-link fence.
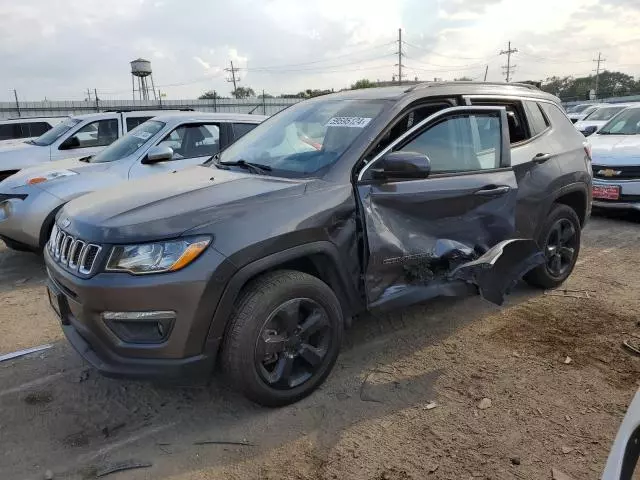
[0,97,301,119]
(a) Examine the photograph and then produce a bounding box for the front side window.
[157,123,220,160]
[584,106,627,122]
[0,124,18,140]
[598,108,640,135]
[471,100,530,144]
[61,119,119,149]
[396,112,502,173]
[27,122,52,137]
[91,120,165,163]
[232,122,258,140]
[217,99,387,177]
[32,118,81,146]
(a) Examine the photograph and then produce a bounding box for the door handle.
[474,185,511,196]
[532,153,552,163]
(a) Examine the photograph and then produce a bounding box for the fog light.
[102,311,175,343]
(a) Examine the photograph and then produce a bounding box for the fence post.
[262,90,266,115]
[213,92,217,112]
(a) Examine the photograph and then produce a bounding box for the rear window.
[233,122,258,140]
[126,116,153,131]
[471,99,530,144]
[524,101,550,136]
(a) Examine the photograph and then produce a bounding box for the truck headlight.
[106,236,211,274]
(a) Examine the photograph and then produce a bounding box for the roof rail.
[103,108,195,113]
[4,115,69,121]
[404,80,540,92]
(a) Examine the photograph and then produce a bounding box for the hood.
[574,120,607,130]
[0,140,39,154]
[590,134,640,165]
[0,157,112,193]
[0,137,35,148]
[62,166,309,243]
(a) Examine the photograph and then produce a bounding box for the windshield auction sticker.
[325,117,372,128]
[132,131,153,140]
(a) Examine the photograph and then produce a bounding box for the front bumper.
[592,177,640,211]
[0,188,62,249]
[44,245,237,383]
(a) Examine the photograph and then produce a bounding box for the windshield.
[567,104,590,114]
[583,106,626,121]
[31,118,81,146]
[598,108,640,135]
[217,98,386,177]
[91,120,165,163]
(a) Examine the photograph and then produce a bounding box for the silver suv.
[0,112,265,251]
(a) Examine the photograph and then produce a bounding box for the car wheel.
[525,203,581,289]
[221,270,343,407]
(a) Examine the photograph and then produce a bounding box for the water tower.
[130,58,157,101]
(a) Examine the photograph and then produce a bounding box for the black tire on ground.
[525,203,582,289]
[221,270,343,407]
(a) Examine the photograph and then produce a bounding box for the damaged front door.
[356,106,543,309]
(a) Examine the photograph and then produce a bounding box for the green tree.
[351,79,376,89]
[258,92,274,98]
[232,86,256,99]
[454,76,473,81]
[540,71,640,101]
[198,90,219,100]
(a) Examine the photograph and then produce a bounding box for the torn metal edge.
[0,344,53,363]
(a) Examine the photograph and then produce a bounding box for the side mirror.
[59,135,80,150]
[582,125,598,137]
[370,151,431,180]
[142,145,174,164]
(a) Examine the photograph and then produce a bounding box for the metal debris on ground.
[622,339,640,356]
[563,356,572,364]
[478,398,492,410]
[0,344,53,363]
[544,289,592,299]
[424,402,438,410]
[95,461,152,477]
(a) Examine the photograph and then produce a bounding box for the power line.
[246,54,393,73]
[403,53,494,70]
[499,41,518,82]
[402,40,493,61]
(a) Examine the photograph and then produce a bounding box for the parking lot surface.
[1,213,639,480]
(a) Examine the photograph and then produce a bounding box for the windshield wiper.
[220,159,272,175]
[78,155,93,163]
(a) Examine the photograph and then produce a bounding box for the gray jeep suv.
[45,82,592,406]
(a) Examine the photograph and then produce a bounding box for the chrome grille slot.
[68,240,85,269]
[60,236,74,264]
[54,232,66,259]
[80,245,101,275]
[50,223,102,275]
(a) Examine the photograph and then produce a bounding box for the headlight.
[106,236,211,275]
[26,169,77,185]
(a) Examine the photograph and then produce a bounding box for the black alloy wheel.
[255,298,332,389]
[544,218,578,278]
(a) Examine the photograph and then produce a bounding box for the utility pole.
[593,52,606,99]
[225,61,240,97]
[158,90,163,108]
[483,65,489,82]
[94,88,99,112]
[395,28,405,85]
[499,41,518,82]
[86,88,92,102]
[13,89,21,117]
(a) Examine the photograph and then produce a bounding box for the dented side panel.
[358,168,522,307]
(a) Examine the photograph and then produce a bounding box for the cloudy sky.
[1,0,639,101]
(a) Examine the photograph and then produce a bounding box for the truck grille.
[48,224,102,275]
[592,165,640,180]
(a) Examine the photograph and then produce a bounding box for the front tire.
[221,270,343,407]
[525,203,581,289]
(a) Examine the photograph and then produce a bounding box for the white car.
[574,103,639,136]
[589,105,640,211]
[0,110,186,181]
[0,116,68,145]
[567,103,608,124]
[602,388,640,479]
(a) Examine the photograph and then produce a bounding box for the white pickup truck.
[0,110,190,180]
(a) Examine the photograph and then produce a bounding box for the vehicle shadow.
[0,282,542,479]
[0,242,47,292]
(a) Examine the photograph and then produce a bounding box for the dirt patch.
[493,296,640,388]
[23,390,53,405]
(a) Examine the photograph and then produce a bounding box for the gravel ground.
[0,212,639,480]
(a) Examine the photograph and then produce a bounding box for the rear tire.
[525,203,581,289]
[221,270,343,407]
